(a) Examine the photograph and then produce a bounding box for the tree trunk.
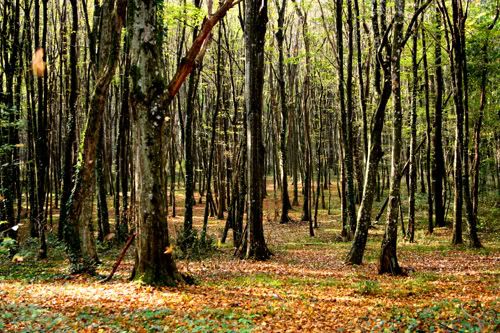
[346,0,393,264]
[421,21,433,234]
[129,0,182,285]
[241,0,271,260]
[379,0,404,275]
[407,1,419,243]
[433,6,446,228]
[276,0,292,224]
[64,0,126,274]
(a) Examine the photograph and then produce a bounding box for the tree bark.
[240,0,271,260]
[379,0,405,275]
[421,21,434,234]
[346,0,393,264]
[129,0,182,285]
[433,5,446,228]
[64,0,126,273]
[408,0,419,243]
[275,0,292,224]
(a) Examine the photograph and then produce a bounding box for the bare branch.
[402,0,434,48]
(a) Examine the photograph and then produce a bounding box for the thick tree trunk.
[129,0,182,285]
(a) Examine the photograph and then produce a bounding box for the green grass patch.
[353,280,381,295]
[218,273,283,288]
[373,299,500,332]
[173,308,258,333]
[285,276,341,288]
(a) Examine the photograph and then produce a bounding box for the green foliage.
[228,273,283,288]
[160,2,206,29]
[0,303,68,332]
[0,235,68,282]
[354,280,381,295]
[175,227,216,260]
[376,300,500,332]
[0,237,16,256]
[175,308,257,333]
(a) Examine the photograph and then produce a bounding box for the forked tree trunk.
[379,0,405,275]
[64,0,126,274]
[346,0,393,264]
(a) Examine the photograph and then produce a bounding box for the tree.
[129,0,238,283]
[407,0,419,243]
[64,0,127,273]
[379,0,432,274]
[421,16,434,235]
[346,0,393,265]
[433,5,446,228]
[471,7,498,246]
[60,0,78,242]
[182,0,203,252]
[128,0,183,285]
[336,0,357,239]
[347,0,430,265]
[240,0,272,260]
[275,0,292,224]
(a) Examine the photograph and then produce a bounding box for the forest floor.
[1,185,499,332]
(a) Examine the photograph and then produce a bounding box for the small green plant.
[175,227,216,260]
[0,237,16,256]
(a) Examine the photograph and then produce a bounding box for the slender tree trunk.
[96,125,110,241]
[59,0,75,242]
[433,6,446,227]
[379,0,405,275]
[472,11,498,241]
[240,0,271,260]
[182,0,203,251]
[346,0,393,264]
[448,0,465,245]
[345,0,357,233]
[408,2,419,243]
[276,0,292,224]
[421,21,433,234]
[64,0,126,273]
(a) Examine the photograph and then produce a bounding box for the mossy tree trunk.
[128,0,183,286]
[64,0,126,274]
